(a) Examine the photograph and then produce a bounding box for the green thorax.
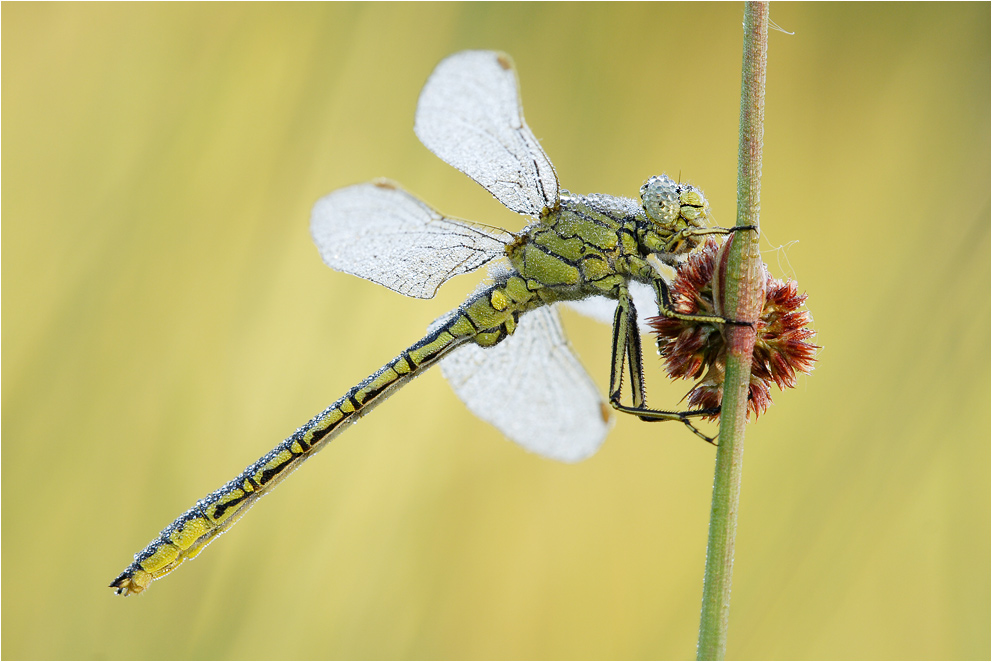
[505,190,657,304]
[462,177,715,349]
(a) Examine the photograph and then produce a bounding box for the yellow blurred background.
[3,3,988,659]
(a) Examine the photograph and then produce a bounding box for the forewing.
[441,305,612,463]
[311,180,511,299]
[414,50,559,218]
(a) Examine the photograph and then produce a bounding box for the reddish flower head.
[649,238,817,420]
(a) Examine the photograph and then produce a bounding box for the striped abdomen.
[111,302,487,595]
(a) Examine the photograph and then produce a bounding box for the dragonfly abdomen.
[110,287,523,596]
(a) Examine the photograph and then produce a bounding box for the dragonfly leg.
[622,289,647,410]
[652,277,754,329]
[663,224,758,253]
[608,286,720,443]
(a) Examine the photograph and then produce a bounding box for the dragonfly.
[111,50,744,596]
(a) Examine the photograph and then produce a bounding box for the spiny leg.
[623,291,647,410]
[662,224,758,254]
[608,289,632,409]
[607,286,719,443]
[652,277,754,330]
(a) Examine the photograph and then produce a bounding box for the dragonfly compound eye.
[640,174,681,228]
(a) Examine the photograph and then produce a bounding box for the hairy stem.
[696,2,768,660]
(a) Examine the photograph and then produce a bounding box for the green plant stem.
[696,2,768,660]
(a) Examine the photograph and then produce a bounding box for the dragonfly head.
[638,174,713,257]
[640,174,711,233]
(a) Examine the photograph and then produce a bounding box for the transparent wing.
[441,305,612,463]
[311,180,512,299]
[414,50,559,219]
[565,281,660,333]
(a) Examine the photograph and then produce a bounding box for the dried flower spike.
[649,238,818,419]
